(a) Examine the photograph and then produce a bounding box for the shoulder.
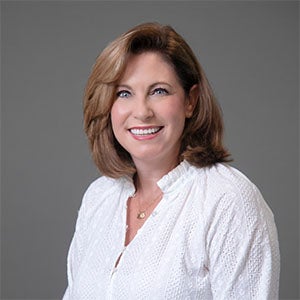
[190,163,274,219]
[79,175,129,216]
[83,176,118,200]
[204,163,257,195]
[193,163,259,197]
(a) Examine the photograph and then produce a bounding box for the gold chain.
[130,192,162,219]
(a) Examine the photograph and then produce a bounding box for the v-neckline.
[114,191,164,269]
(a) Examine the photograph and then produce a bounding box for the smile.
[129,127,162,136]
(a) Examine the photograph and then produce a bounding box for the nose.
[133,97,154,121]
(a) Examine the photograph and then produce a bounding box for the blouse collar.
[120,160,195,195]
[157,160,193,193]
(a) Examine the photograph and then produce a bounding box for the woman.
[63,23,280,299]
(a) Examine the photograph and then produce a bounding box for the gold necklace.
[131,192,163,219]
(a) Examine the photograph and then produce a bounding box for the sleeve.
[206,183,280,300]
[62,195,88,300]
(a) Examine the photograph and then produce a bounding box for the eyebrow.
[116,84,131,90]
[149,82,172,89]
[116,82,172,90]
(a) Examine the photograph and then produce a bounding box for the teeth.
[130,127,161,135]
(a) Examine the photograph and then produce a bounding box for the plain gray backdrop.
[1,1,299,299]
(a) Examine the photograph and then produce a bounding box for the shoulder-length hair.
[84,22,231,178]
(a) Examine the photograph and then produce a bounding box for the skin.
[110,52,198,246]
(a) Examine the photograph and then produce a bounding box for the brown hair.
[84,22,231,178]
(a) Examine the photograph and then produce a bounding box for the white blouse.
[63,161,280,299]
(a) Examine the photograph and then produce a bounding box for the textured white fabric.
[63,161,280,300]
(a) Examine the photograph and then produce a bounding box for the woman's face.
[111,52,194,168]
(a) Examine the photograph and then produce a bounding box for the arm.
[207,184,280,299]
[62,197,87,300]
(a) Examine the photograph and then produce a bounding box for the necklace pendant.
[137,211,146,219]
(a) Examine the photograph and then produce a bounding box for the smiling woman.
[111,52,193,170]
[63,23,280,299]
[83,23,230,179]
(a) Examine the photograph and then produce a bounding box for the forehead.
[118,52,179,85]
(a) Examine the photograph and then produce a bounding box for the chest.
[73,191,210,299]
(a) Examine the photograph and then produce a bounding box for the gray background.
[1,1,299,299]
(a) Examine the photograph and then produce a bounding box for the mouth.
[129,126,163,136]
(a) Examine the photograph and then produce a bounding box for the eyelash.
[116,90,131,98]
[151,88,169,95]
[116,87,169,98]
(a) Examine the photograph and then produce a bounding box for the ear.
[185,84,199,118]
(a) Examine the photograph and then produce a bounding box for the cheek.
[110,102,127,131]
[110,104,118,127]
[164,101,187,126]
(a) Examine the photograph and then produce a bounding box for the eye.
[151,87,169,96]
[116,90,131,98]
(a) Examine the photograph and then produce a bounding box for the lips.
[129,126,163,136]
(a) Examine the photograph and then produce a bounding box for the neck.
[133,156,180,199]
